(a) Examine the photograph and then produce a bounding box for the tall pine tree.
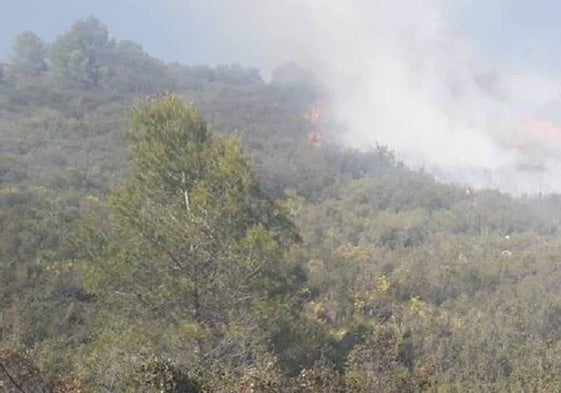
[81,95,304,388]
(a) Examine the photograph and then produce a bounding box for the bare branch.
[0,362,29,393]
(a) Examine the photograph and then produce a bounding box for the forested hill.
[3,17,561,392]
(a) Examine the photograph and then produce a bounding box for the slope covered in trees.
[3,17,561,392]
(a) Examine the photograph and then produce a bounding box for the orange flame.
[305,103,325,148]
[519,117,561,149]
[305,105,323,125]
[307,131,323,148]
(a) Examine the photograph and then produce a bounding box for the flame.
[518,117,561,149]
[305,105,323,125]
[527,117,561,146]
[305,103,325,148]
[307,131,323,148]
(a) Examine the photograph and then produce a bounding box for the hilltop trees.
[49,16,111,87]
[11,31,47,75]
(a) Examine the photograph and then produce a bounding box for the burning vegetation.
[305,103,325,148]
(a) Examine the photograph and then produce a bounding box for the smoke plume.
[177,0,561,194]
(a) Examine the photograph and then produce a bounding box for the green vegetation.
[3,17,561,392]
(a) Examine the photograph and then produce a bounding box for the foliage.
[49,16,111,87]
[77,95,304,390]
[5,18,561,392]
[11,31,47,75]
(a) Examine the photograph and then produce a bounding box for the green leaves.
[49,17,110,87]
[11,31,47,75]
[79,95,304,389]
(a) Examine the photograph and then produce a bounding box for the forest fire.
[305,104,324,147]
[517,117,561,150]
[305,105,322,125]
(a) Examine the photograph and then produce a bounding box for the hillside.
[3,17,561,392]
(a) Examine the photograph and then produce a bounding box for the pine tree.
[11,31,47,75]
[81,95,303,387]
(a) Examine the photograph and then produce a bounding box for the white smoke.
[175,0,561,194]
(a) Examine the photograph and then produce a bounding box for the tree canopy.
[79,95,305,389]
[11,31,47,75]
[49,16,110,87]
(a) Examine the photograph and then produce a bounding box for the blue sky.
[445,1,561,75]
[0,0,216,64]
[2,0,561,73]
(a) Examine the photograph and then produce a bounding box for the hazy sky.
[4,1,561,194]
[3,0,561,71]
